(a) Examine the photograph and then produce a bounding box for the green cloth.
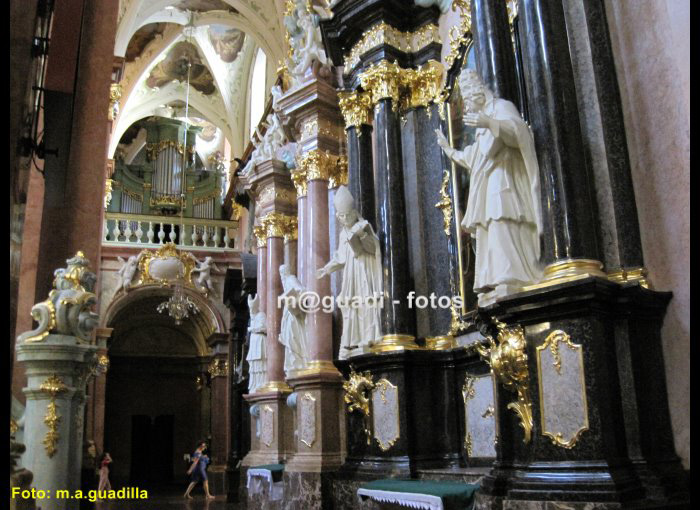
[359,479,480,510]
[251,464,284,482]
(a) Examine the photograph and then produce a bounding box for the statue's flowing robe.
[279,274,308,375]
[329,219,382,357]
[455,98,543,292]
[246,312,267,392]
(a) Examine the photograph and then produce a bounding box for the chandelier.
[157,282,200,325]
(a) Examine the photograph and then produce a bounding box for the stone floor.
[82,487,244,510]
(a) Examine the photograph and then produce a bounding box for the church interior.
[9,1,689,509]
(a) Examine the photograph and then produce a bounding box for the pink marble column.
[297,195,308,286]
[266,236,286,384]
[306,179,333,362]
[257,244,267,315]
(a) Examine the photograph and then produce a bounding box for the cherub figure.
[116,255,139,293]
[193,256,221,296]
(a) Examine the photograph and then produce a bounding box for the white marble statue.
[316,186,382,359]
[246,294,267,393]
[435,69,543,306]
[278,264,308,376]
[260,113,286,160]
[116,255,139,293]
[193,256,221,296]
[284,0,329,84]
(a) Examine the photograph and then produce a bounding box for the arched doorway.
[102,285,224,489]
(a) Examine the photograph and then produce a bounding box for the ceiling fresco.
[146,41,216,95]
[208,25,246,63]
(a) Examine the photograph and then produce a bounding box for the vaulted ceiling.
[111,0,287,159]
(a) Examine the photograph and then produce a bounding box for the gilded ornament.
[344,22,441,72]
[462,376,475,455]
[435,170,453,236]
[261,212,296,239]
[445,0,473,72]
[449,303,469,337]
[231,202,244,221]
[523,258,606,291]
[359,60,403,107]
[425,335,457,350]
[290,167,308,197]
[338,90,373,128]
[40,375,68,458]
[607,266,650,289]
[108,83,122,121]
[137,243,197,287]
[536,330,589,449]
[208,358,229,378]
[298,150,337,182]
[193,192,220,206]
[299,392,317,448]
[476,322,533,444]
[104,179,114,209]
[253,225,267,248]
[328,155,348,189]
[146,140,195,162]
[400,60,444,111]
[343,369,375,445]
[150,194,184,209]
[372,379,400,451]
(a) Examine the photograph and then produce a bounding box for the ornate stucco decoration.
[104,179,114,209]
[40,375,68,458]
[16,251,99,344]
[344,22,441,72]
[261,405,274,447]
[108,83,122,121]
[298,149,338,182]
[359,59,403,107]
[476,322,533,444]
[328,155,348,189]
[372,379,400,451]
[536,330,589,449]
[343,369,375,445]
[253,225,267,248]
[138,243,198,287]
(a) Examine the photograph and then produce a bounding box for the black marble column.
[471,0,519,106]
[401,104,453,340]
[518,0,601,265]
[347,124,376,229]
[373,99,416,339]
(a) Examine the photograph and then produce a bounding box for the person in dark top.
[183,440,214,499]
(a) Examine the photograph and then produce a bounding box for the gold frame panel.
[536,330,589,449]
[372,379,400,452]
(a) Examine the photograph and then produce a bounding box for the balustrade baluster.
[136,222,144,243]
[168,222,176,243]
[111,221,121,241]
[147,222,154,243]
[158,222,165,244]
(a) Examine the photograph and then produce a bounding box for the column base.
[522,258,606,291]
[370,334,420,353]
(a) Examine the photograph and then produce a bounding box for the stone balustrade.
[103,212,238,251]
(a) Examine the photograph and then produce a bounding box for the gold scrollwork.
[607,266,650,289]
[328,155,348,189]
[343,369,375,445]
[150,194,184,209]
[476,322,533,444]
[146,140,195,162]
[536,330,589,449]
[372,378,400,451]
[445,0,473,72]
[231,202,244,221]
[400,60,445,112]
[104,179,114,209]
[344,22,441,72]
[208,358,229,378]
[298,150,338,182]
[108,83,122,121]
[435,170,453,237]
[40,375,68,458]
[462,376,475,455]
[359,60,403,107]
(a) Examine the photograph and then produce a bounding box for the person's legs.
[183,482,196,498]
[203,481,214,499]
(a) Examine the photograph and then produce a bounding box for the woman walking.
[96,452,112,500]
[184,440,214,499]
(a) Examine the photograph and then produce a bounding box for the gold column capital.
[359,59,403,105]
[253,225,267,248]
[290,167,308,197]
[298,150,336,182]
[283,215,298,243]
[328,154,348,189]
[338,90,373,128]
[401,60,445,111]
[261,211,297,239]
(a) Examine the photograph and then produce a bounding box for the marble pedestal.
[242,390,294,467]
[475,277,688,508]
[16,334,98,510]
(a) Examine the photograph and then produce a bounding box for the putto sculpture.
[193,256,221,296]
[284,0,329,85]
[316,186,382,359]
[278,264,308,376]
[436,69,543,306]
[116,255,139,293]
[17,251,100,344]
